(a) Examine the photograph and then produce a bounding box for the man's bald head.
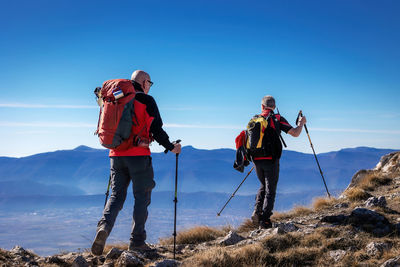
[131,70,151,84]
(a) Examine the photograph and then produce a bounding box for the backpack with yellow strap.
[245,113,284,161]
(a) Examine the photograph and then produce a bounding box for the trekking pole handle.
[296,110,303,126]
[296,110,309,133]
[164,139,182,154]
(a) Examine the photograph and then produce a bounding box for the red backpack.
[95,79,139,150]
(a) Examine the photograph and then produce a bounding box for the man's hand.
[289,112,307,137]
[297,115,307,126]
[171,143,182,154]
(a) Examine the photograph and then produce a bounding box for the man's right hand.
[297,115,307,126]
[171,143,182,154]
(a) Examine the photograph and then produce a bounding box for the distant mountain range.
[0,146,398,256]
[0,146,397,197]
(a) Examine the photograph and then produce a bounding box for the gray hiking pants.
[254,159,280,220]
[97,156,155,246]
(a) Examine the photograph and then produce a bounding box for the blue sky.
[0,0,399,157]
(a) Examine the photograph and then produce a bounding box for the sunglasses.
[147,80,154,87]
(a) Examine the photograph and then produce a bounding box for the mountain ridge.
[1,151,399,266]
[0,146,397,197]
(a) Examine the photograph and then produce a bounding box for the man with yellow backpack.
[247,95,306,228]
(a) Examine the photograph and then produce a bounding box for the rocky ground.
[1,152,399,267]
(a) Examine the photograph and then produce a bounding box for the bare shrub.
[359,171,392,191]
[182,244,277,267]
[261,232,302,253]
[159,226,226,245]
[312,197,339,211]
[275,247,320,266]
[181,246,235,267]
[236,219,258,233]
[232,244,276,266]
[271,205,314,221]
[301,232,323,248]
[315,227,341,239]
[344,187,371,201]
[270,211,290,221]
[291,205,314,217]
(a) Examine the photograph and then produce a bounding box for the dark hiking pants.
[254,159,280,220]
[97,156,155,246]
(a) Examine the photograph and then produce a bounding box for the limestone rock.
[153,259,180,267]
[115,251,144,267]
[320,214,347,224]
[45,255,66,265]
[272,227,285,235]
[334,202,349,209]
[380,256,400,267]
[274,222,298,233]
[10,246,27,255]
[348,208,391,236]
[72,255,89,267]
[9,246,37,263]
[329,249,346,262]
[219,231,245,246]
[106,247,124,259]
[365,196,387,207]
[248,229,262,238]
[366,242,391,256]
[374,152,400,174]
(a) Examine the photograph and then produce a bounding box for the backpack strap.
[265,112,287,148]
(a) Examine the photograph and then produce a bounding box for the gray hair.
[261,95,276,108]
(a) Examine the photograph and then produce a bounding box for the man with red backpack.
[91,70,181,255]
[248,95,306,229]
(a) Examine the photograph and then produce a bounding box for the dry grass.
[178,223,400,267]
[261,232,302,253]
[181,246,235,267]
[312,197,339,211]
[289,205,314,216]
[182,244,321,267]
[301,231,323,248]
[274,247,320,266]
[181,244,277,267]
[271,205,314,221]
[358,171,392,191]
[344,187,372,201]
[236,219,258,233]
[0,248,13,262]
[159,226,227,245]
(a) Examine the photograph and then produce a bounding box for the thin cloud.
[2,120,398,135]
[310,127,400,135]
[0,122,96,128]
[0,103,97,109]
[15,130,54,134]
[160,107,197,111]
[165,123,242,130]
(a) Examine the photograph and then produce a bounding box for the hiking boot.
[91,229,108,256]
[128,242,153,252]
[251,210,261,225]
[259,218,273,229]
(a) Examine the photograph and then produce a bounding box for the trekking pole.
[217,165,255,216]
[173,152,179,260]
[104,175,111,208]
[164,139,181,260]
[297,111,331,198]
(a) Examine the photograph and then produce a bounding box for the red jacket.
[109,87,174,157]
